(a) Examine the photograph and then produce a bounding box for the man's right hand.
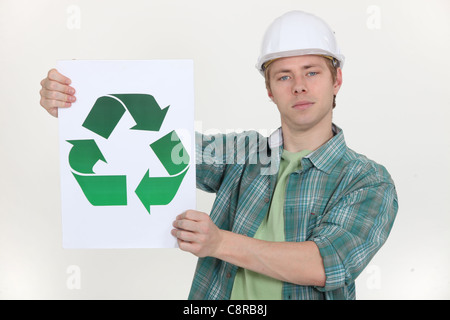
[39,69,76,117]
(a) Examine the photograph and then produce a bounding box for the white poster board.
[57,60,195,248]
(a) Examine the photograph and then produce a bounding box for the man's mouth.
[292,101,314,110]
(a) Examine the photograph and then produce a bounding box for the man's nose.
[292,77,307,95]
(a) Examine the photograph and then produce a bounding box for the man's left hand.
[171,210,223,258]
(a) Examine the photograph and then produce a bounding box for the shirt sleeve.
[311,164,398,292]
[195,131,227,193]
[195,130,266,193]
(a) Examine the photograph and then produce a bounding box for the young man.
[40,11,398,300]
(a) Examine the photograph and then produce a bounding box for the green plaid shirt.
[189,124,398,300]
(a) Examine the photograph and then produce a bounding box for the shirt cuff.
[312,236,349,292]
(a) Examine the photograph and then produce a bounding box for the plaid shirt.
[189,124,398,300]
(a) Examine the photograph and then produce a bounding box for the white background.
[1,0,449,299]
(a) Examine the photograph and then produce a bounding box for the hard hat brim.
[257,49,345,76]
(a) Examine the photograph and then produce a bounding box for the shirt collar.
[268,123,347,175]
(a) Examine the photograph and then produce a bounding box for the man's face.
[267,55,342,133]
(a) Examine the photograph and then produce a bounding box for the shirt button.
[226,272,232,278]
[264,197,270,203]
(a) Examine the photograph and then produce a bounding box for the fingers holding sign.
[39,68,76,117]
[172,210,223,258]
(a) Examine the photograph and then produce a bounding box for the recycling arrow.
[135,167,188,214]
[67,139,106,174]
[150,130,190,175]
[67,138,127,206]
[67,93,190,214]
[110,94,169,131]
[82,94,169,139]
[135,130,190,214]
[72,172,127,206]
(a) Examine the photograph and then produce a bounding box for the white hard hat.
[256,10,345,75]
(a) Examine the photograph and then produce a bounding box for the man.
[40,11,398,300]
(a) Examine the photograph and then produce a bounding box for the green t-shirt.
[230,149,311,299]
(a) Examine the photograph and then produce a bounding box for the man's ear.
[267,89,274,101]
[333,68,343,95]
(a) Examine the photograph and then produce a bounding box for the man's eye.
[307,72,318,77]
[280,76,290,81]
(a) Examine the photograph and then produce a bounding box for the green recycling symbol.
[67,94,190,214]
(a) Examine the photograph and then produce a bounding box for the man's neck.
[281,122,334,153]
